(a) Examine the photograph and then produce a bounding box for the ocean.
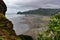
[6,14,30,35]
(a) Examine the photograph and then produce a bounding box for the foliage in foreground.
[37,12,60,40]
[16,35,33,40]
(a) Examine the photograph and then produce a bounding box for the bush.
[37,12,60,40]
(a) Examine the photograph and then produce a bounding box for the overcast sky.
[4,0,60,13]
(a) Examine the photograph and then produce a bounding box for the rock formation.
[0,0,33,40]
[0,13,17,40]
[0,0,17,40]
[0,0,7,15]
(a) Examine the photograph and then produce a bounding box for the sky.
[4,0,60,14]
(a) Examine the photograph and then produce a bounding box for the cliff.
[0,0,7,15]
[0,13,17,40]
[0,0,33,40]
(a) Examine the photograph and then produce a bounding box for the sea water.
[6,14,30,35]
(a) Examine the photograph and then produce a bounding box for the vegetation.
[0,13,16,40]
[16,35,33,40]
[37,12,60,40]
[17,8,60,16]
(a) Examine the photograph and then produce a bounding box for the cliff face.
[0,13,17,40]
[0,0,33,40]
[0,1,21,40]
[0,0,7,15]
[0,0,17,40]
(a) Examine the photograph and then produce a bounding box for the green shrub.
[37,12,60,40]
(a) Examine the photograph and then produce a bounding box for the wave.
[5,14,29,35]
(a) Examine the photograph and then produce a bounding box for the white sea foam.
[6,14,30,35]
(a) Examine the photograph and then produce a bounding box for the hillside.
[17,8,60,16]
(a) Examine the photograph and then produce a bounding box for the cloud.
[3,0,60,13]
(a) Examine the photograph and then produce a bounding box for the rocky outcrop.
[0,0,33,40]
[0,0,18,40]
[0,13,17,40]
[0,0,7,15]
[0,13,33,40]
